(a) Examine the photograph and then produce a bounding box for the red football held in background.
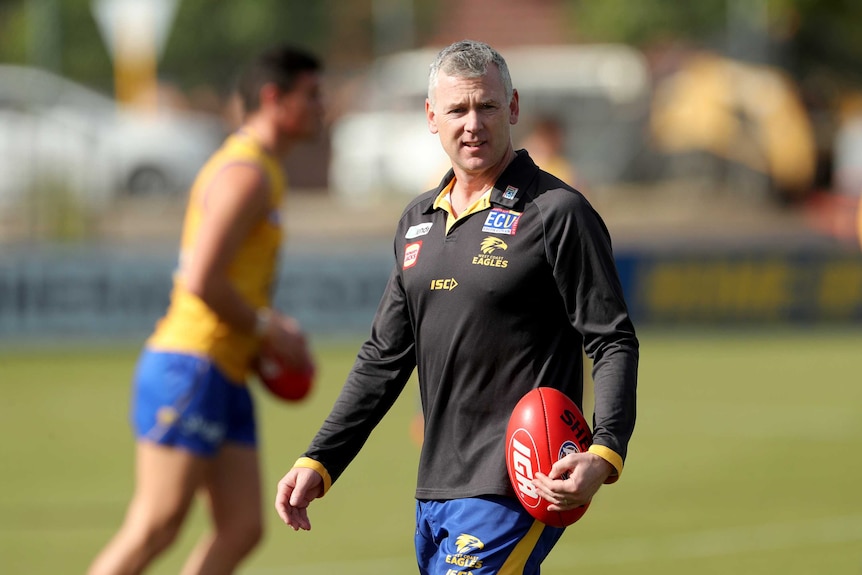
[256,353,315,402]
[505,387,593,527]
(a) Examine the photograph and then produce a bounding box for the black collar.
[421,150,538,214]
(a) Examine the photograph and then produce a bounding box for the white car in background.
[328,44,652,201]
[0,64,225,212]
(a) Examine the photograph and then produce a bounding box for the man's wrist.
[293,457,332,495]
[587,444,623,483]
[255,307,273,339]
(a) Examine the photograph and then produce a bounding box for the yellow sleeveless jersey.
[147,131,285,382]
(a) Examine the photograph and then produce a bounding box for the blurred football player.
[89,44,322,575]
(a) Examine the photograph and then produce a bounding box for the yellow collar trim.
[434,180,492,233]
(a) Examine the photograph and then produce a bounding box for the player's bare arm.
[183,162,269,330]
[184,163,310,368]
[532,452,614,511]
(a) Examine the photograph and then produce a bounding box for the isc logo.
[430,278,458,291]
[508,429,540,507]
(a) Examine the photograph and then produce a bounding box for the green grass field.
[2,328,861,574]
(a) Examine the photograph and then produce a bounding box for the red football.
[256,353,315,402]
[505,387,593,527]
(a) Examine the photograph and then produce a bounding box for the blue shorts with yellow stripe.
[415,495,565,574]
[130,348,257,457]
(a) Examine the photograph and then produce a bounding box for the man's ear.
[426,98,439,135]
[509,89,520,126]
[259,82,281,109]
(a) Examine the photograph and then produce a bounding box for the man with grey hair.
[427,39,513,105]
[275,39,638,574]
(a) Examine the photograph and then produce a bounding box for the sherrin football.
[256,352,315,402]
[505,387,593,527]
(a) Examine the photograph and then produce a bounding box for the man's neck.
[447,183,489,218]
[243,117,293,159]
[450,147,516,205]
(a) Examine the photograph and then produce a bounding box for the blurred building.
[0,64,225,235]
[649,51,817,204]
[327,44,651,201]
[429,0,570,47]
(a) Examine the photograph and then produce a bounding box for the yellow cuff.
[292,457,332,496]
[588,444,623,484]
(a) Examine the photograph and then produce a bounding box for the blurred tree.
[0,1,440,98]
[0,0,134,92]
[565,0,862,87]
[790,0,862,87]
[3,0,862,104]
[1,0,336,97]
[162,0,330,95]
[566,0,731,46]
[0,1,30,64]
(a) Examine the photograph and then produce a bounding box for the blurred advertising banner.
[2,246,862,342]
[616,250,862,324]
[0,249,391,341]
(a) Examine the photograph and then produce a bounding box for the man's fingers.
[275,468,323,531]
[274,482,293,524]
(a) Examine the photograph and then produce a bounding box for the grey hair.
[427,40,513,105]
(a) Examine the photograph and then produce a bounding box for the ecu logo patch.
[481,208,521,235]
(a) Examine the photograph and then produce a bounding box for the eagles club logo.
[480,236,507,254]
[472,237,509,268]
[455,534,484,555]
[445,534,485,569]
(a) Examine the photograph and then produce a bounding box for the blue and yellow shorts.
[415,495,565,574]
[130,348,256,457]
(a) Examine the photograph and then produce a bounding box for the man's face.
[276,72,324,141]
[426,63,519,177]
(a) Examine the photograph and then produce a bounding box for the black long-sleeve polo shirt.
[302,150,638,501]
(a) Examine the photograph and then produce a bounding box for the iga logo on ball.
[505,387,593,527]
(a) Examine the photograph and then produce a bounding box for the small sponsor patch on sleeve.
[403,241,422,269]
[406,222,434,239]
[267,208,281,225]
[481,208,521,235]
